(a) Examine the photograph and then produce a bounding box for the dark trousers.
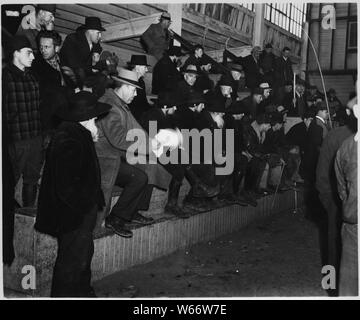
[163,163,186,183]
[319,193,342,277]
[244,157,267,191]
[51,205,97,297]
[110,162,151,221]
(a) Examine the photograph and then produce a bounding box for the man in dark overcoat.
[141,12,173,60]
[96,69,171,238]
[127,55,152,123]
[60,17,105,90]
[35,91,111,297]
[152,46,183,94]
[31,30,69,137]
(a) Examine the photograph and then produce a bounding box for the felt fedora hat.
[83,17,106,31]
[111,68,142,89]
[167,46,183,57]
[182,64,200,75]
[160,12,172,21]
[128,55,150,66]
[56,91,111,122]
[218,75,233,87]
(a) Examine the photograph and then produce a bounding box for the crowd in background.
[1,6,357,298]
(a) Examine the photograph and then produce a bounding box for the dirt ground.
[94,208,327,298]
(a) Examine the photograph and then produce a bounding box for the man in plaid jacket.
[2,36,43,207]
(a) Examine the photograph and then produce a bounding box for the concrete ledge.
[3,188,303,297]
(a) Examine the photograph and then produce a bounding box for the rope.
[301,26,333,129]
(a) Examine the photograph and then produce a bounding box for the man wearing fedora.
[242,113,272,196]
[127,55,152,123]
[242,46,263,90]
[224,102,258,207]
[175,64,202,103]
[60,16,105,90]
[35,91,111,297]
[259,43,275,85]
[283,77,308,118]
[16,4,56,54]
[239,87,264,123]
[194,55,214,94]
[96,68,171,238]
[223,62,246,101]
[141,12,173,60]
[205,75,234,111]
[3,36,43,208]
[302,102,330,222]
[257,82,274,114]
[152,46,183,95]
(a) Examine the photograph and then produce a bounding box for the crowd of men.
[2,7,357,298]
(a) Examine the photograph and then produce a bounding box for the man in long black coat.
[35,91,110,297]
[127,55,152,123]
[152,46,183,94]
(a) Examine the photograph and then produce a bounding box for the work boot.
[241,191,258,207]
[105,215,133,238]
[22,184,38,208]
[165,203,190,219]
[166,178,182,208]
[232,170,244,195]
[183,194,207,212]
[185,166,220,198]
[191,182,220,198]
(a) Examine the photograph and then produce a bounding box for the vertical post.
[168,3,183,46]
[253,3,265,47]
[300,21,309,79]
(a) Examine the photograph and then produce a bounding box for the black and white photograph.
[1,1,358,303]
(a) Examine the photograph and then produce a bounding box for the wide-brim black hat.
[167,46,183,57]
[56,91,111,122]
[226,102,247,115]
[83,17,106,31]
[205,96,226,113]
[155,91,179,108]
[128,54,150,66]
[218,75,233,87]
[182,65,200,75]
[180,91,206,107]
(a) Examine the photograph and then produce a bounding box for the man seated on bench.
[95,68,172,238]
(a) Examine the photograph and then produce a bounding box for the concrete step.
[3,188,303,297]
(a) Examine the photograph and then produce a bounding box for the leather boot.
[22,184,38,208]
[232,170,244,195]
[166,178,181,208]
[185,166,219,198]
[165,179,190,219]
